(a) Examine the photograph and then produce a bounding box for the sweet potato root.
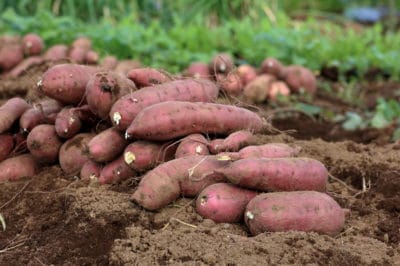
[27,124,63,164]
[243,74,276,103]
[55,105,96,138]
[267,81,290,101]
[98,155,136,184]
[261,57,284,78]
[208,130,255,154]
[244,191,346,236]
[237,64,258,85]
[210,53,234,74]
[216,72,243,96]
[110,79,219,130]
[100,56,118,70]
[196,183,257,223]
[114,60,141,75]
[22,33,44,56]
[44,44,69,60]
[88,128,127,163]
[184,62,211,79]
[80,160,102,180]
[0,154,39,181]
[127,67,172,88]
[0,97,31,134]
[126,101,264,141]
[9,56,44,78]
[175,134,209,158]
[215,157,328,192]
[0,44,24,71]
[19,99,63,132]
[0,134,14,162]
[282,65,317,94]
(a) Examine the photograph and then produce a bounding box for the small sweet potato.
[215,157,328,192]
[0,44,24,71]
[267,81,290,101]
[243,74,276,103]
[282,65,317,94]
[55,105,96,138]
[86,70,136,119]
[27,124,63,164]
[0,154,39,181]
[0,97,31,134]
[131,155,229,210]
[208,130,255,154]
[98,155,136,184]
[210,53,234,74]
[22,33,44,56]
[127,67,172,88]
[72,37,92,50]
[88,128,127,163]
[244,191,346,236]
[114,60,141,75]
[261,57,284,78]
[44,44,69,60]
[184,62,211,79]
[84,50,99,64]
[9,56,44,78]
[38,63,98,105]
[196,183,257,223]
[100,56,118,70]
[216,72,243,96]
[68,47,87,64]
[126,101,264,141]
[58,133,94,175]
[19,99,63,132]
[175,134,209,158]
[0,134,14,162]
[110,79,219,130]
[237,64,258,85]
[80,160,102,180]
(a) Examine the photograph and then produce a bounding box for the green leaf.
[294,103,321,116]
[342,112,364,130]
[371,112,390,128]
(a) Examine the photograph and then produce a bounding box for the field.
[0,1,400,265]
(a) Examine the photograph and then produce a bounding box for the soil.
[0,64,399,265]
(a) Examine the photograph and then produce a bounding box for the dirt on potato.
[0,68,399,265]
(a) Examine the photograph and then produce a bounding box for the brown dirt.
[0,67,400,265]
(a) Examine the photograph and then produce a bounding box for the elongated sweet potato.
[22,33,44,56]
[19,99,63,132]
[110,79,219,130]
[243,74,276,103]
[0,134,14,162]
[0,154,39,181]
[282,65,317,94]
[38,63,98,104]
[244,191,346,236]
[127,67,172,88]
[184,62,211,79]
[208,130,255,154]
[131,155,229,210]
[80,160,102,180]
[58,133,94,175]
[217,143,302,161]
[215,157,328,192]
[0,97,31,134]
[98,155,136,184]
[196,183,257,223]
[44,44,69,60]
[126,101,264,141]
[175,134,209,158]
[27,124,63,164]
[86,70,136,119]
[88,128,127,163]
[123,140,175,172]
[261,57,284,78]
[9,56,44,78]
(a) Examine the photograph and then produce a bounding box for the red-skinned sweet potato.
[9,56,44,78]
[0,44,24,71]
[55,105,96,138]
[243,74,276,103]
[127,67,172,88]
[27,124,63,164]
[175,134,209,158]
[0,134,14,162]
[88,128,127,163]
[196,183,257,223]
[126,101,264,141]
[261,57,284,78]
[84,50,99,64]
[282,65,317,94]
[0,154,39,181]
[114,60,141,75]
[215,157,328,192]
[68,47,87,64]
[58,133,94,175]
[184,62,211,79]
[244,191,346,236]
[98,155,136,184]
[72,37,92,50]
[267,81,290,101]
[131,155,229,210]
[44,44,69,60]
[0,97,31,134]
[208,130,255,154]
[86,70,137,119]
[19,99,63,132]
[22,33,44,56]
[110,79,219,131]
[237,64,258,85]
[210,53,234,74]
[216,72,243,96]
[100,56,118,70]
[80,160,102,180]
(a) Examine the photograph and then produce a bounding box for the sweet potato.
[72,37,92,50]
[267,81,290,101]
[123,140,175,172]
[215,157,328,192]
[184,62,211,79]
[44,44,69,60]
[208,130,255,154]
[100,55,118,70]
[0,134,14,162]
[9,56,44,78]
[27,124,63,164]
[261,57,284,78]
[98,155,136,184]
[0,44,24,71]
[0,154,39,181]
[114,60,141,75]
[68,47,87,64]
[126,101,264,141]
[54,107,81,138]
[110,79,219,130]
[216,72,243,96]
[244,191,346,236]
[86,70,136,119]
[58,133,94,175]
[175,134,209,158]
[196,183,257,223]
[0,97,31,134]
[22,33,44,56]
[12,132,28,154]
[237,64,258,85]
[38,63,98,104]
[282,65,317,94]
[131,155,229,210]
[210,53,234,74]
[84,50,99,64]
[127,67,172,88]
[243,74,276,103]
[80,160,102,180]
[19,99,63,132]
[88,128,127,163]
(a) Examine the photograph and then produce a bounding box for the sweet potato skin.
[110,79,219,130]
[126,101,264,141]
[237,64,258,85]
[215,157,328,192]
[0,154,39,181]
[243,74,276,103]
[0,44,24,70]
[0,97,31,134]
[55,107,82,138]
[19,99,63,132]
[27,124,63,164]
[22,33,44,56]
[9,56,44,78]
[244,191,346,236]
[175,134,209,158]
[282,65,317,94]
[261,57,284,78]
[44,44,69,60]
[80,160,102,180]
[218,143,302,160]
[210,53,234,74]
[0,134,14,162]
[184,62,211,79]
[196,183,257,223]
[88,128,127,163]
[216,72,243,96]
[208,130,255,154]
[127,67,172,88]
[98,155,136,184]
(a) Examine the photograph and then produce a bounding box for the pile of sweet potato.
[0,34,346,237]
